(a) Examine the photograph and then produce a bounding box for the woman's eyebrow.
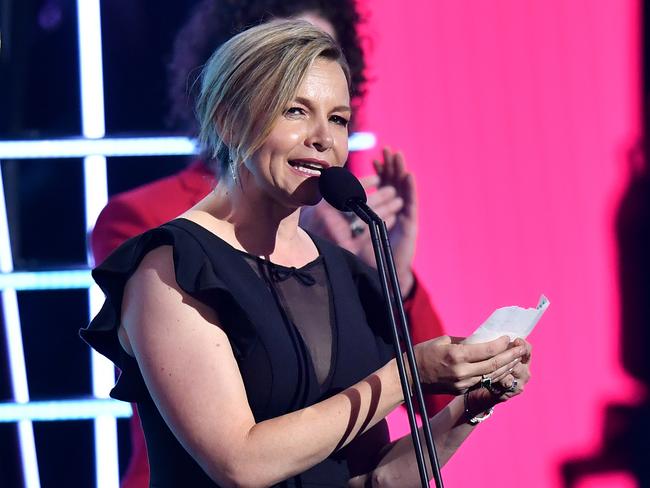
[294,96,351,114]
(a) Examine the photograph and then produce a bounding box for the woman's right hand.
[413,335,526,395]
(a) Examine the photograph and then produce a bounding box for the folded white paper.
[463,295,549,344]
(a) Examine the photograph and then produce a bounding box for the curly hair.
[166,0,366,134]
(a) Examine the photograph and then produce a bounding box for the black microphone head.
[319,167,367,211]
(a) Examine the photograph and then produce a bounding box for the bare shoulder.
[122,244,221,345]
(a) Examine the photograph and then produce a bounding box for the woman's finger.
[466,344,527,378]
[372,197,404,221]
[367,185,398,207]
[393,151,407,179]
[382,147,396,181]
[372,159,383,178]
[359,174,380,190]
[489,357,521,382]
[457,336,511,362]
[510,361,530,383]
[511,338,532,363]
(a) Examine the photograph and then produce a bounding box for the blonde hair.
[196,19,351,177]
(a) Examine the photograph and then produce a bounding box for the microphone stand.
[351,200,444,488]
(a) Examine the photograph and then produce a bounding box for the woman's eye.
[285,107,305,117]
[330,115,349,127]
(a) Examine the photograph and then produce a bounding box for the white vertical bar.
[76,3,106,139]
[17,420,40,488]
[76,0,120,487]
[0,165,40,488]
[83,155,109,247]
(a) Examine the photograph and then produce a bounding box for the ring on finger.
[505,379,518,393]
[347,215,365,238]
[480,374,492,389]
[350,219,365,238]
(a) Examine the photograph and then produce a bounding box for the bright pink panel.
[354,1,642,487]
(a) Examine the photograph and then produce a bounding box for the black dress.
[81,218,395,487]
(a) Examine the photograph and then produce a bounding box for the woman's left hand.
[497,338,531,400]
[468,338,532,411]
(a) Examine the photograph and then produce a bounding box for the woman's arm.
[121,246,527,488]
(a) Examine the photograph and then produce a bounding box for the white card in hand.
[463,295,549,344]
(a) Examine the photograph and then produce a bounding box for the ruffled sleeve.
[79,221,257,402]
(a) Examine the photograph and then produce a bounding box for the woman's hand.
[413,335,528,395]
[364,148,418,296]
[464,338,532,415]
[488,337,532,401]
[494,338,531,399]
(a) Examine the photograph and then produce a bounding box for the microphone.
[318,167,444,488]
[318,167,367,212]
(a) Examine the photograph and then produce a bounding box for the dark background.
[0,1,197,485]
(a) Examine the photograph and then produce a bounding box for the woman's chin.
[293,178,323,207]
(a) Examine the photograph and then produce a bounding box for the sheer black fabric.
[244,254,334,388]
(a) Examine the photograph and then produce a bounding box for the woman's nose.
[305,119,333,152]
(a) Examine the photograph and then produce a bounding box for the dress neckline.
[171,217,323,272]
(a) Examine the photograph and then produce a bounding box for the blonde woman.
[82,21,531,488]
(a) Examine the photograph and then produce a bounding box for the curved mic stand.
[350,199,444,488]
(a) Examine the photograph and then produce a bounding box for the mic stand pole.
[352,201,444,488]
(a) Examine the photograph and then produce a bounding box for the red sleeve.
[404,274,454,415]
[90,197,158,265]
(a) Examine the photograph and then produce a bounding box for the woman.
[82,21,531,487]
[93,4,449,487]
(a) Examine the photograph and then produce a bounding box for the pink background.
[353,1,643,487]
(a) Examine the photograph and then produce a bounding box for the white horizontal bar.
[0,270,93,291]
[0,399,132,422]
[0,137,197,159]
[348,131,377,152]
[0,132,375,160]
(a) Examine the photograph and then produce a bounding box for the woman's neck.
[188,175,317,266]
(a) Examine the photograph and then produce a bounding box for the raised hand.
[301,147,418,295]
[300,174,397,254]
[362,148,418,295]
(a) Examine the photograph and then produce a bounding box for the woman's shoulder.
[96,218,224,270]
[92,218,241,305]
[80,218,255,400]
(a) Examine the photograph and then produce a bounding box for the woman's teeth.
[290,161,322,176]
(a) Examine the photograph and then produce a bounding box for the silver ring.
[506,379,518,393]
[349,218,365,238]
[480,374,492,389]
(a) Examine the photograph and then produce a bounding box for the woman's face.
[243,57,351,208]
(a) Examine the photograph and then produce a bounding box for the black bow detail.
[268,265,316,286]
